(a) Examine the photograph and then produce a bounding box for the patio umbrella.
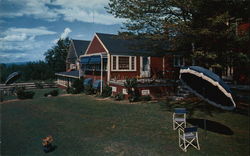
[179,66,236,136]
[179,66,236,110]
[5,72,22,85]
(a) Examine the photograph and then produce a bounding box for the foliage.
[124,78,138,89]
[114,92,124,101]
[35,82,44,89]
[49,90,59,96]
[84,85,94,95]
[106,0,250,77]
[0,90,3,102]
[44,38,70,74]
[139,95,152,101]
[71,79,84,94]
[66,87,77,94]
[0,61,55,83]
[101,85,112,97]
[44,93,49,97]
[124,78,140,102]
[43,89,59,97]
[16,88,35,99]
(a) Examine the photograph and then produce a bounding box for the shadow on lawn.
[187,118,234,135]
[159,97,225,117]
[43,145,57,153]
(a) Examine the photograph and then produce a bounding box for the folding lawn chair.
[173,108,187,130]
[178,127,200,152]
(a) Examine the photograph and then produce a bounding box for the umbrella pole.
[202,87,207,138]
[204,115,207,138]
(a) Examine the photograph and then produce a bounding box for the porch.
[109,77,178,99]
[55,70,80,88]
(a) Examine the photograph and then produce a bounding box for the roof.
[96,33,159,56]
[55,70,79,78]
[72,40,90,57]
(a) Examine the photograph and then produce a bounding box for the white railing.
[0,82,57,91]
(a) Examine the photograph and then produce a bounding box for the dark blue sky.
[0,0,123,63]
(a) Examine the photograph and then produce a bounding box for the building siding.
[86,36,107,55]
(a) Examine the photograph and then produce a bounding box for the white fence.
[0,82,57,91]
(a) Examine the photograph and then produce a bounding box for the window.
[131,57,135,70]
[113,56,117,70]
[173,55,185,67]
[142,57,148,71]
[112,56,136,71]
[119,57,129,70]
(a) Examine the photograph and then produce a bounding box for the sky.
[0,0,123,63]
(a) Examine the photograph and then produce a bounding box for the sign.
[111,86,117,92]
[141,89,150,95]
[122,89,128,95]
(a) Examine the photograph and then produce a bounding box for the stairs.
[170,83,191,101]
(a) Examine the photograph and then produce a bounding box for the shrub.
[67,87,78,94]
[72,79,84,94]
[49,89,59,96]
[35,82,43,89]
[24,91,35,99]
[101,85,112,97]
[16,88,35,99]
[124,78,140,102]
[115,92,124,101]
[139,95,152,101]
[44,93,49,97]
[84,85,94,95]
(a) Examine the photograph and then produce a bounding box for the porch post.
[100,55,103,94]
[107,54,111,84]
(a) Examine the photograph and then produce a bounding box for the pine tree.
[106,0,250,73]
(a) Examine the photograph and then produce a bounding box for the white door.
[140,56,150,78]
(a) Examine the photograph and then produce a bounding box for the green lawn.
[1,89,249,155]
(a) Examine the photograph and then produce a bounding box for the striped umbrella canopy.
[5,72,22,85]
[179,66,236,110]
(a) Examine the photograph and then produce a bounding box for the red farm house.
[80,33,184,98]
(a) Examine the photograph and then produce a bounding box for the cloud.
[0,52,44,63]
[0,0,59,21]
[0,33,27,42]
[60,28,72,39]
[53,27,72,44]
[0,27,57,42]
[0,27,56,51]
[0,0,123,25]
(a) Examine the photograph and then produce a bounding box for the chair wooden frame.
[173,108,187,130]
[178,127,200,152]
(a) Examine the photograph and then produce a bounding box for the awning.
[84,78,93,86]
[89,55,107,64]
[55,70,79,78]
[93,80,102,89]
[89,55,101,64]
[80,56,91,64]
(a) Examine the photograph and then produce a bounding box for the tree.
[44,38,70,74]
[0,61,55,83]
[106,0,250,76]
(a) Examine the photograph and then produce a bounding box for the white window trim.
[111,55,137,71]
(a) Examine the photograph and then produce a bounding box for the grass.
[1,89,249,155]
